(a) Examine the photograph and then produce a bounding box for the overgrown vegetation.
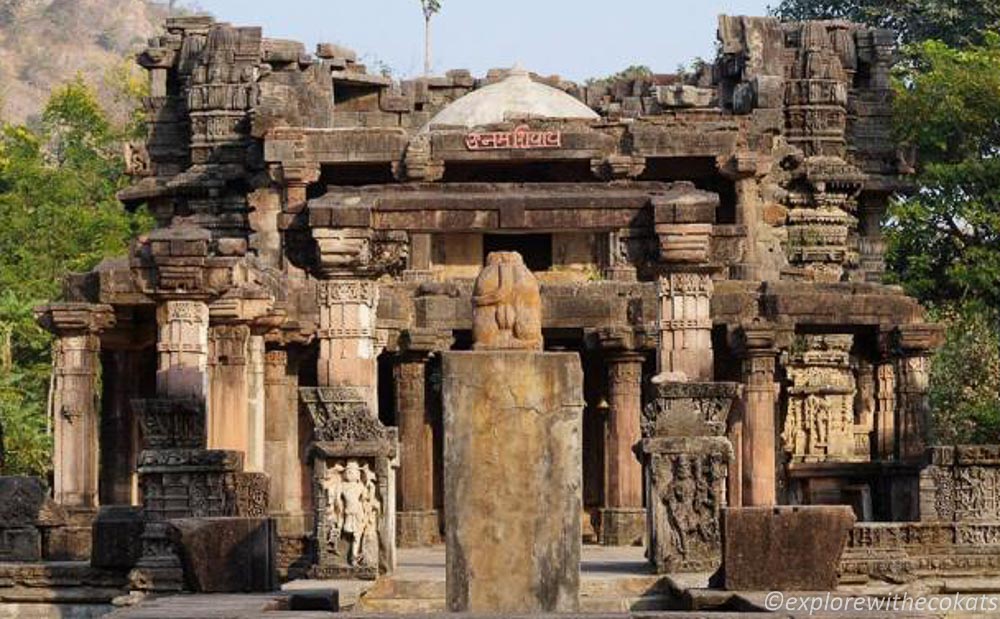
[771,0,1000,443]
[0,78,152,476]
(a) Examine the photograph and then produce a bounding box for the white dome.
[423,67,599,130]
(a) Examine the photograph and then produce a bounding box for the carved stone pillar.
[265,349,304,526]
[875,357,897,461]
[156,300,210,403]
[207,324,251,458]
[37,304,116,508]
[394,352,438,546]
[602,351,646,546]
[656,272,713,382]
[894,325,943,463]
[54,333,101,508]
[317,280,380,414]
[247,334,266,472]
[737,326,778,507]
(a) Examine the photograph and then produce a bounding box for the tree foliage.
[887,35,1000,309]
[769,0,1000,46]
[420,0,441,21]
[0,76,151,476]
[929,303,1000,444]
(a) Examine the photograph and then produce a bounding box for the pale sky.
[190,1,773,81]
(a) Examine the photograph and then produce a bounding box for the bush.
[929,303,1000,444]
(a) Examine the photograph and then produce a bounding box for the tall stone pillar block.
[893,324,943,463]
[37,303,116,509]
[443,351,583,613]
[264,349,303,521]
[208,324,251,458]
[602,352,645,546]
[52,333,102,508]
[737,326,778,507]
[394,354,438,547]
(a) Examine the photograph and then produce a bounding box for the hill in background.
[0,0,190,124]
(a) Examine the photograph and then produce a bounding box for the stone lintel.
[892,323,945,354]
[35,303,116,336]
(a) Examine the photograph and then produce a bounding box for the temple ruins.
[6,10,1000,616]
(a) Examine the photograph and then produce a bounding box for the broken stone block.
[0,476,66,561]
[168,517,277,593]
[442,351,583,613]
[719,506,856,591]
[91,506,144,569]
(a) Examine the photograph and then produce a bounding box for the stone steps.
[356,574,680,613]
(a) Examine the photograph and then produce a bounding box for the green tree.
[929,303,1000,444]
[769,0,1000,46]
[887,36,1000,309]
[0,77,151,476]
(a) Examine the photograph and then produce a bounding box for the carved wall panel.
[781,334,869,462]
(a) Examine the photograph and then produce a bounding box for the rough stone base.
[127,565,184,593]
[169,517,277,593]
[719,505,855,591]
[308,564,378,580]
[91,506,144,569]
[397,510,440,547]
[442,351,583,613]
[600,508,646,546]
[0,527,41,562]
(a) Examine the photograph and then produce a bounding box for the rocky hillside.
[0,0,181,124]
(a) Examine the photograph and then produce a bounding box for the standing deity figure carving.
[322,460,380,567]
[472,251,543,351]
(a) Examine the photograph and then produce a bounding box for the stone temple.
[7,11,1000,617]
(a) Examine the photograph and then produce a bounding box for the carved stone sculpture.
[781,334,869,462]
[321,460,381,568]
[472,251,542,351]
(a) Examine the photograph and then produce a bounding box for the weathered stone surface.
[303,385,398,581]
[442,351,583,613]
[91,506,144,569]
[168,517,277,593]
[472,252,542,351]
[720,506,856,591]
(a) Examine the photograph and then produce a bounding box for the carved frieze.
[781,334,869,462]
[299,386,387,444]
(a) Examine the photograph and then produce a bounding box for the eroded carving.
[472,251,542,351]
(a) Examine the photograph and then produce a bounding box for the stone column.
[53,332,102,507]
[602,351,646,546]
[246,334,266,472]
[100,349,151,506]
[737,326,778,507]
[156,300,210,403]
[874,358,896,461]
[894,325,943,463]
[394,352,438,546]
[38,304,115,508]
[207,324,251,458]
[317,280,380,414]
[264,349,304,526]
[656,272,713,382]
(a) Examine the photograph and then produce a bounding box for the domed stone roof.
[423,67,599,130]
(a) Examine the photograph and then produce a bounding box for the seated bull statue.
[472,251,543,351]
